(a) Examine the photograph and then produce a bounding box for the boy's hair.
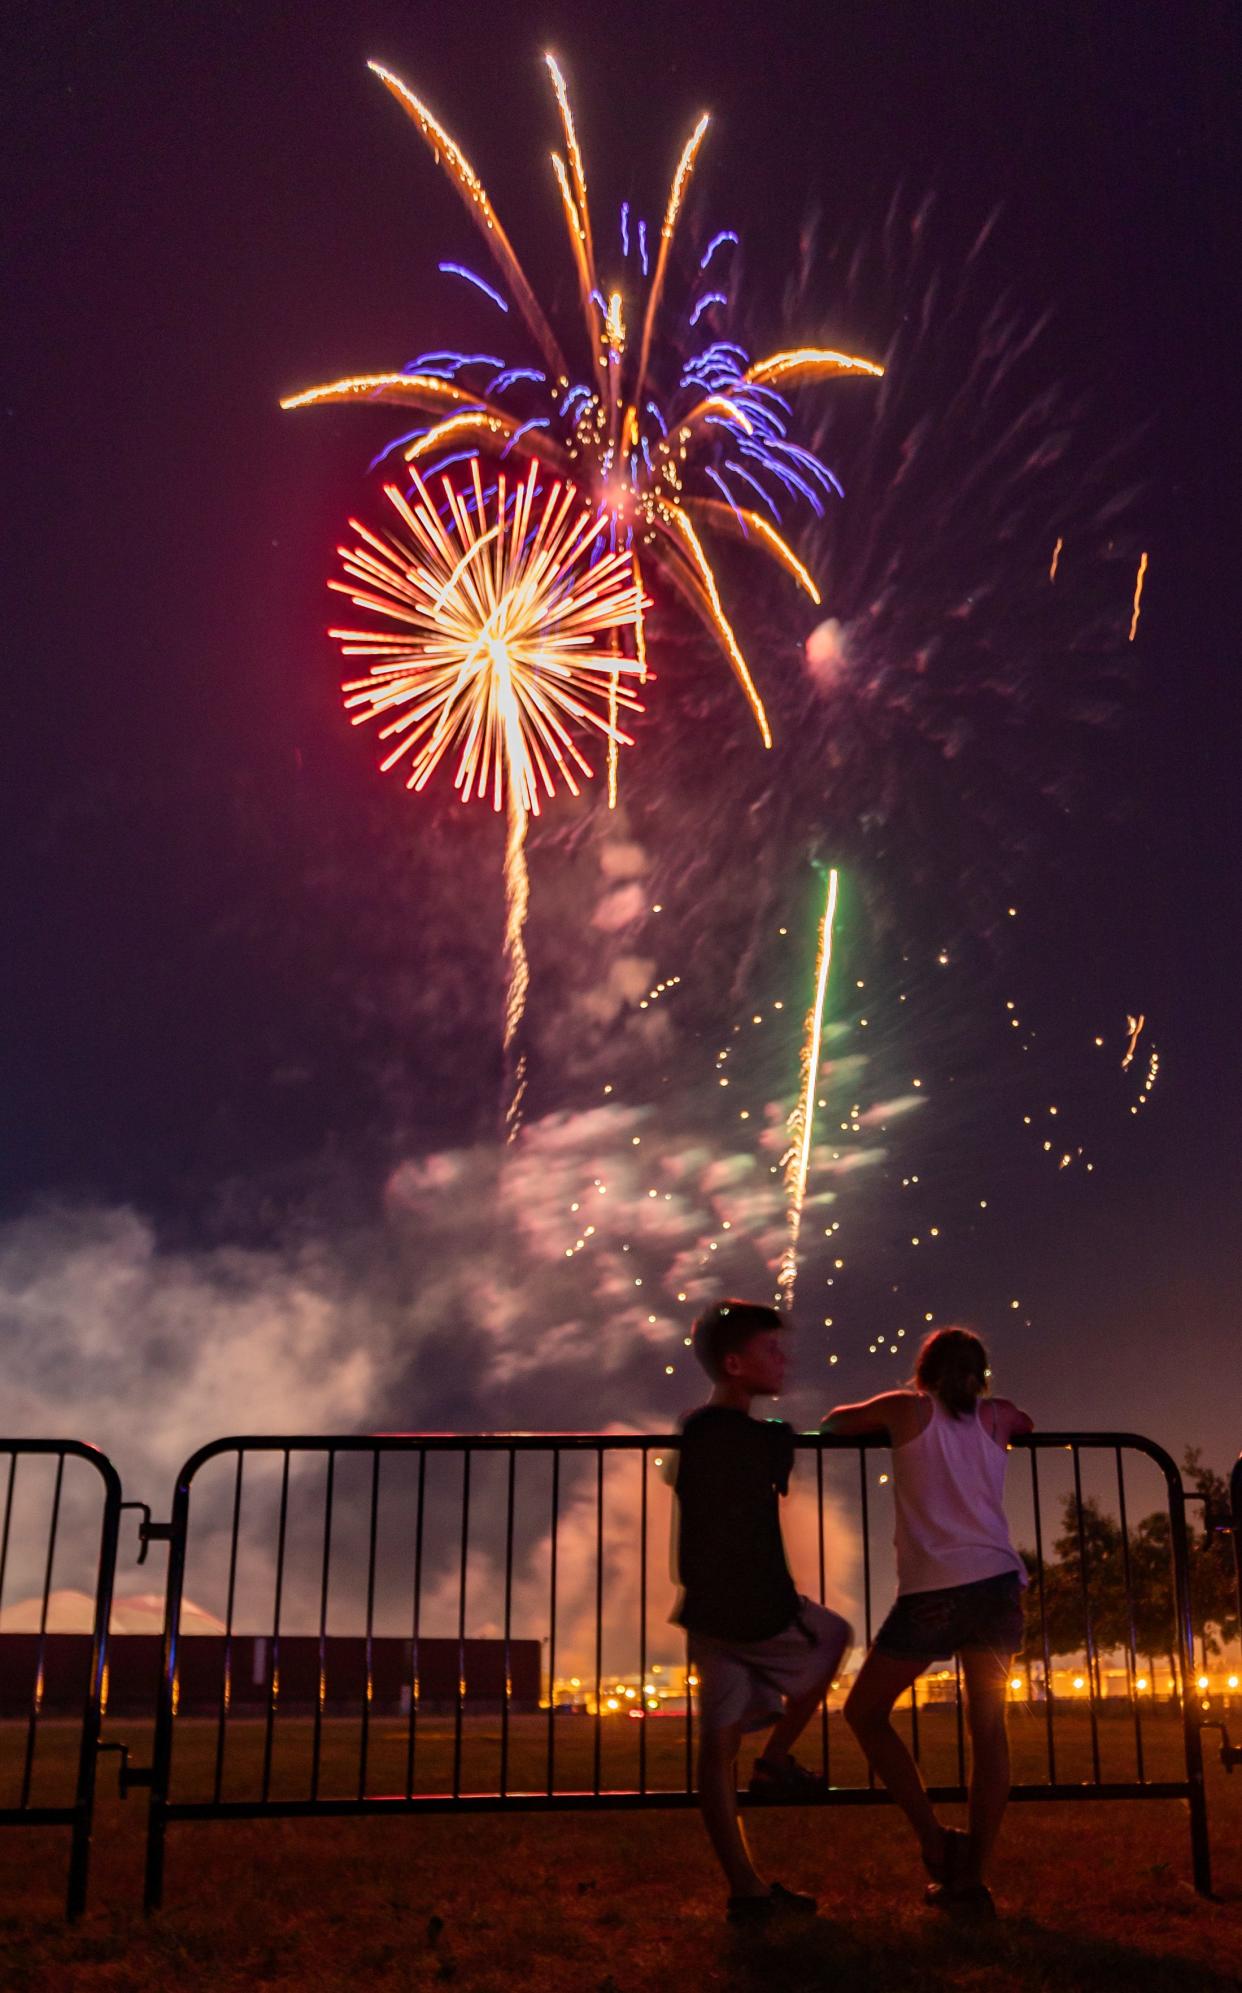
[692,1299,784,1381]
[914,1325,990,1418]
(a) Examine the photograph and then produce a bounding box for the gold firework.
[329,457,645,815]
[285,54,883,755]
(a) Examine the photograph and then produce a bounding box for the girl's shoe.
[923,1824,971,1887]
[924,1880,997,1922]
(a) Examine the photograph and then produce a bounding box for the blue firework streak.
[693,188,1150,950]
[281,53,884,753]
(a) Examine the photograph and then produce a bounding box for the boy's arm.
[821,1391,912,1439]
[770,1419,796,1495]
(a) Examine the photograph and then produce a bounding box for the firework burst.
[330,457,645,814]
[284,54,883,764]
[330,456,645,1131]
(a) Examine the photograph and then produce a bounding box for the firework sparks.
[1121,1011,1145,1070]
[1049,535,1063,581]
[1128,549,1148,641]
[283,54,883,755]
[503,790,531,1138]
[778,866,840,1304]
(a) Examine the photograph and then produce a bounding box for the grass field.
[2,1711,1241,1989]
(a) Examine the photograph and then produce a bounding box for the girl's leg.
[959,1645,1012,1883]
[845,1648,944,1869]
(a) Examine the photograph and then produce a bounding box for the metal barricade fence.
[138,1429,1211,1910]
[0,1440,122,1919]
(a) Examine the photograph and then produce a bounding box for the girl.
[824,1326,1033,1917]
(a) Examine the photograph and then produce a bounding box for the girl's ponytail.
[914,1326,989,1418]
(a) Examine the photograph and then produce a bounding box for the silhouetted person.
[824,1325,1033,1919]
[673,1299,852,1924]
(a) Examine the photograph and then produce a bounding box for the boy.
[672,1298,852,1923]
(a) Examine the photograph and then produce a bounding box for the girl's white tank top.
[891,1396,1026,1596]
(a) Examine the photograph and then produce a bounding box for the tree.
[1182,1449,1240,1659]
[1017,1456,1239,1690]
[1126,1510,1181,1686]
[1021,1495,1129,1690]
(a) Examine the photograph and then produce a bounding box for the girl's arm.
[822,1391,914,1439]
[994,1397,1035,1439]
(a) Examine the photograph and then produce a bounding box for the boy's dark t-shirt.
[673,1406,799,1642]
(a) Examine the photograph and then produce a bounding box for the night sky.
[4,1,1240,1505]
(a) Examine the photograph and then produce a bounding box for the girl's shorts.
[874,1571,1024,1665]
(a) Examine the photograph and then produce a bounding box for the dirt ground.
[2,1712,1240,1989]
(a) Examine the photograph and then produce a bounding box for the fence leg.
[66,1801,91,1922]
[144,1797,166,1912]
[1167,1467,1213,1896]
[144,1476,189,1913]
[1186,1764,1212,1898]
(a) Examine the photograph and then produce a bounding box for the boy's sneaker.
[746,1753,830,1802]
[727,1880,818,1924]
[924,1880,997,1922]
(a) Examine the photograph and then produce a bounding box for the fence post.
[68,1451,122,1921]
[1232,1455,1242,1648]
[0,1440,122,1921]
[143,1462,193,1912]
[1163,1453,1212,1895]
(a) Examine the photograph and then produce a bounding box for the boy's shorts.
[689,1597,852,1735]
[873,1570,1025,1665]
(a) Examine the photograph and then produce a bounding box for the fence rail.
[0,1439,121,1919]
[137,1428,1212,1909]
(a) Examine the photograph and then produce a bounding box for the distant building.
[0,1615,542,1719]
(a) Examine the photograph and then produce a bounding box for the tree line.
[1019,1451,1239,1689]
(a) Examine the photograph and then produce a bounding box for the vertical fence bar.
[816,1445,829,1781]
[1164,1453,1212,1894]
[454,1448,471,1802]
[859,1448,874,1788]
[1071,1447,1102,1784]
[359,1448,380,1802]
[953,1653,966,1788]
[500,1447,515,1799]
[1232,1456,1242,1664]
[260,1451,290,1806]
[546,1448,559,1797]
[1114,1446,1145,1784]
[684,1628,694,1795]
[639,1448,648,1796]
[1029,1447,1057,1784]
[0,1453,16,1619]
[66,1451,120,1923]
[405,1448,426,1799]
[213,1451,244,1806]
[593,1446,604,1797]
[0,1442,18,1801]
[145,1458,193,1911]
[683,1422,693,1794]
[20,1452,64,1809]
[311,1449,334,1804]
